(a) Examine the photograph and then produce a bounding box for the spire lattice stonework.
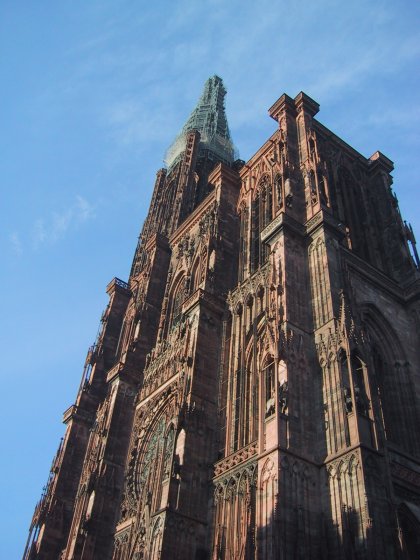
[165,75,236,168]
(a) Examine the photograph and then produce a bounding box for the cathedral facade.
[24,76,420,559]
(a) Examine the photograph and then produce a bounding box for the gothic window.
[162,425,175,481]
[372,346,395,442]
[231,307,243,452]
[150,518,162,560]
[233,367,242,450]
[265,182,273,225]
[250,178,271,273]
[338,168,367,260]
[246,352,259,444]
[251,368,259,442]
[278,361,288,414]
[239,205,248,282]
[242,364,252,446]
[251,192,261,272]
[363,306,420,455]
[264,358,275,418]
[260,175,273,228]
[232,359,257,451]
[135,418,166,514]
[230,302,259,451]
[323,350,350,449]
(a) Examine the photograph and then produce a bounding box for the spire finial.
[165,76,236,168]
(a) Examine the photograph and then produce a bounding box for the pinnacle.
[165,76,236,168]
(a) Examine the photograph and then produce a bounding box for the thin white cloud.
[9,232,23,256]
[307,28,420,100]
[106,97,180,148]
[51,209,73,242]
[367,106,420,128]
[76,195,95,222]
[32,196,95,248]
[33,219,47,248]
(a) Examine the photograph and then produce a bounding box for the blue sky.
[1,1,419,557]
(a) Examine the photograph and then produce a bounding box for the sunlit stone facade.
[24,77,420,560]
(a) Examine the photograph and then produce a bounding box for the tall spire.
[165,75,236,168]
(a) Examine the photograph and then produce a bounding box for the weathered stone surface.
[24,80,420,560]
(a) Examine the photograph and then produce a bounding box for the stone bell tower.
[23,76,242,560]
[211,92,420,560]
[24,79,420,560]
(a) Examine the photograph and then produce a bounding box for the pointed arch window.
[241,358,253,447]
[260,175,273,228]
[233,366,242,450]
[265,182,273,225]
[251,192,260,272]
[363,306,420,455]
[250,177,272,273]
[238,205,248,282]
[372,345,396,442]
[162,425,175,481]
[232,353,258,451]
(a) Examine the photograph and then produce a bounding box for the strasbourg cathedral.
[24,76,420,559]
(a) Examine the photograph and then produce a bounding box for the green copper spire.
[165,75,236,168]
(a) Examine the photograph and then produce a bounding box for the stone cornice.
[145,232,170,252]
[261,211,306,243]
[182,288,225,316]
[214,441,258,478]
[294,91,320,117]
[305,209,348,238]
[106,277,131,296]
[268,93,296,122]
[62,404,95,426]
[368,150,394,173]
